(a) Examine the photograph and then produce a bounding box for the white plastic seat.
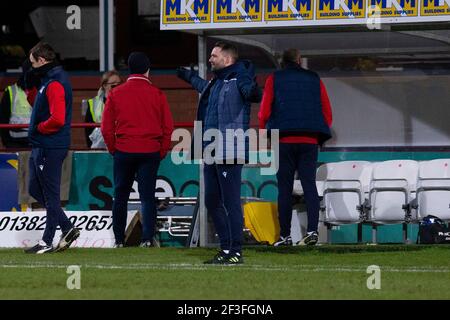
[366,160,419,244]
[317,161,372,244]
[292,162,333,197]
[368,160,419,224]
[415,159,450,221]
[316,162,335,197]
[322,161,373,225]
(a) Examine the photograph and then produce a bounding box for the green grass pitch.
[0,245,449,299]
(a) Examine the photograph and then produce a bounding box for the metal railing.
[0,122,195,129]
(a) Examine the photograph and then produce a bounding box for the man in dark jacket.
[177,41,261,264]
[25,42,79,254]
[259,48,333,246]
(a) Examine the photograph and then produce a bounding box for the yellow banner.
[367,0,418,17]
[163,0,211,24]
[421,0,450,15]
[265,0,314,21]
[316,0,365,19]
[161,0,448,29]
[213,0,263,23]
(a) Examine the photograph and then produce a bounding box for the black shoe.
[54,227,80,252]
[204,251,229,264]
[114,243,124,248]
[225,252,244,265]
[296,231,319,246]
[273,236,292,246]
[24,241,53,254]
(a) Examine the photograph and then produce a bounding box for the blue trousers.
[277,143,320,236]
[204,164,243,254]
[29,147,73,246]
[112,151,160,244]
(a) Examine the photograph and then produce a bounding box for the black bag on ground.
[417,215,450,244]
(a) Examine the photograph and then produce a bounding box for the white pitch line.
[0,263,450,273]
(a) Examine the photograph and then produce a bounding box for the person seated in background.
[0,59,40,148]
[84,70,122,148]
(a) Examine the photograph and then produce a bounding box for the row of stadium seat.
[296,159,450,243]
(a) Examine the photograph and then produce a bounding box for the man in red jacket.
[259,48,332,247]
[101,52,174,248]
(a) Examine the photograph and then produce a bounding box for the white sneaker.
[295,231,319,246]
[273,236,293,246]
[24,240,53,254]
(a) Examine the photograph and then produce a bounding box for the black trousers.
[204,163,243,254]
[277,143,320,237]
[112,151,160,244]
[29,147,73,245]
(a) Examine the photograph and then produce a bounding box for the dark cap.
[128,52,150,74]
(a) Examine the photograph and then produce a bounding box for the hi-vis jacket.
[6,84,32,138]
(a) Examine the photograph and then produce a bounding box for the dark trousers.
[29,147,73,246]
[112,151,160,244]
[277,143,320,236]
[204,164,243,254]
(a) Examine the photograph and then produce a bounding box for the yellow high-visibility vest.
[88,95,105,123]
[7,84,32,138]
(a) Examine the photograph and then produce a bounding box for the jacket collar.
[284,62,302,70]
[213,62,240,80]
[42,65,63,83]
[127,74,151,83]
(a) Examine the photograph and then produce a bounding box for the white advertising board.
[0,211,137,248]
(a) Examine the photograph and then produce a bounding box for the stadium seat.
[366,160,419,243]
[414,159,450,221]
[320,161,373,243]
[292,162,332,197]
[316,162,333,197]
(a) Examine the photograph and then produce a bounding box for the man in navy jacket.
[259,48,333,246]
[177,41,261,264]
[25,42,79,254]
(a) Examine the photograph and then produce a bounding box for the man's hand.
[176,64,196,83]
